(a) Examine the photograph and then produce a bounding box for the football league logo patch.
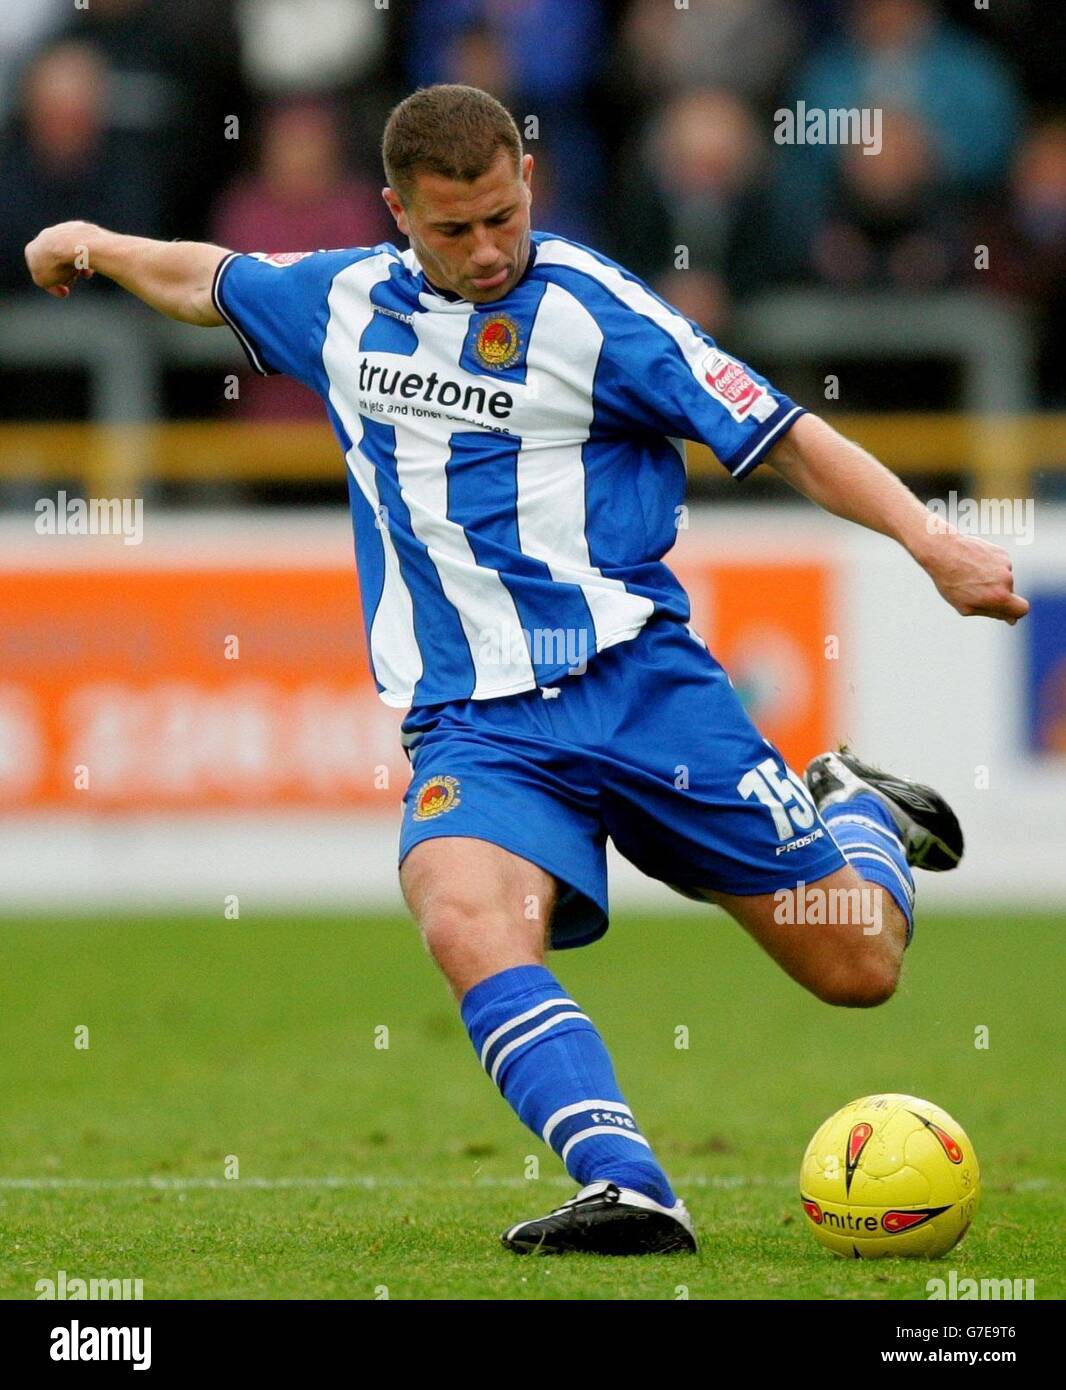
[701,349,777,424]
[254,251,314,268]
[475,313,522,370]
[412,775,462,821]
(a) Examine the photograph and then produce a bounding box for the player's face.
[384,150,533,304]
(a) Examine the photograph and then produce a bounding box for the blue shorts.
[398,618,846,949]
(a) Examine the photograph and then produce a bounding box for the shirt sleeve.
[601,295,805,479]
[212,246,384,391]
[551,249,805,478]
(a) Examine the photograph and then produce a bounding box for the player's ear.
[382,186,408,236]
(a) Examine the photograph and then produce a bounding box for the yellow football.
[800,1094,980,1258]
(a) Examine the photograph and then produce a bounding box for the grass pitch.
[0,908,1061,1300]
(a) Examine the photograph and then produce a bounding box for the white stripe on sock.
[845,845,915,906]
[827,812,904,847]
[478,997,577,1069]
[560,1125,652,1165]
[542,1099,633,1146]
[489,1011,590,1085]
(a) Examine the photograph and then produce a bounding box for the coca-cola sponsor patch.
[701,350,777,424]
[253,251,314,268]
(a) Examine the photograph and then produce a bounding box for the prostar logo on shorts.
[701,350,778,424]
[412,775,461,821]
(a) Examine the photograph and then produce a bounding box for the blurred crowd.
[1,0,1063,413]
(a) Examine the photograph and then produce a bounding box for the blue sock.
[823,794,916,943]
[460,964,676,1206]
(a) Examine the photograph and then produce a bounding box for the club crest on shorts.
[474,313,522,370]
[412,775,461,821]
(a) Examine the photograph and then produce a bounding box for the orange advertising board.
[0,543,835,810]
[682,558,837,777]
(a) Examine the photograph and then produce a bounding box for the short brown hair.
[382,84,522,204]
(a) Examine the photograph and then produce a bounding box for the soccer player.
[26,85,1027,1256]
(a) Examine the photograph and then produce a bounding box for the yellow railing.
[0,415,1063,498]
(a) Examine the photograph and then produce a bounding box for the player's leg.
[697,741,967,1007]
[597,621,961,1008]
[403,837,666,1201]
[401,836,694,1253]
[769,744,962,998]
[400,835,552,999]
[700,866,908,1008]
[684,736,966,1005]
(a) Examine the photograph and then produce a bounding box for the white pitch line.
[0,1175,1049,1193]
[0,1174,798,1193]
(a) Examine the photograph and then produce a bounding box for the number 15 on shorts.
[737,756,817,841]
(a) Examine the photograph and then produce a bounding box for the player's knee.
[418,891,543,973]
[419,893,493,958]
[816,952,900,1009]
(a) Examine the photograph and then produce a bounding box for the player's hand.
[24,221,98,298]
[919,528,1029,624]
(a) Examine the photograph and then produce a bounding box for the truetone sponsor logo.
[358,359,514,419]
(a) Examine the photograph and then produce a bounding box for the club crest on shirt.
[474,313,522,370]
[412,775,462,821]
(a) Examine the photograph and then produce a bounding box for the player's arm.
[766,413,1029,624]
[24,220,228,326]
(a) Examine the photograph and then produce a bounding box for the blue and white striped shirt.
[214,232,805,707]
